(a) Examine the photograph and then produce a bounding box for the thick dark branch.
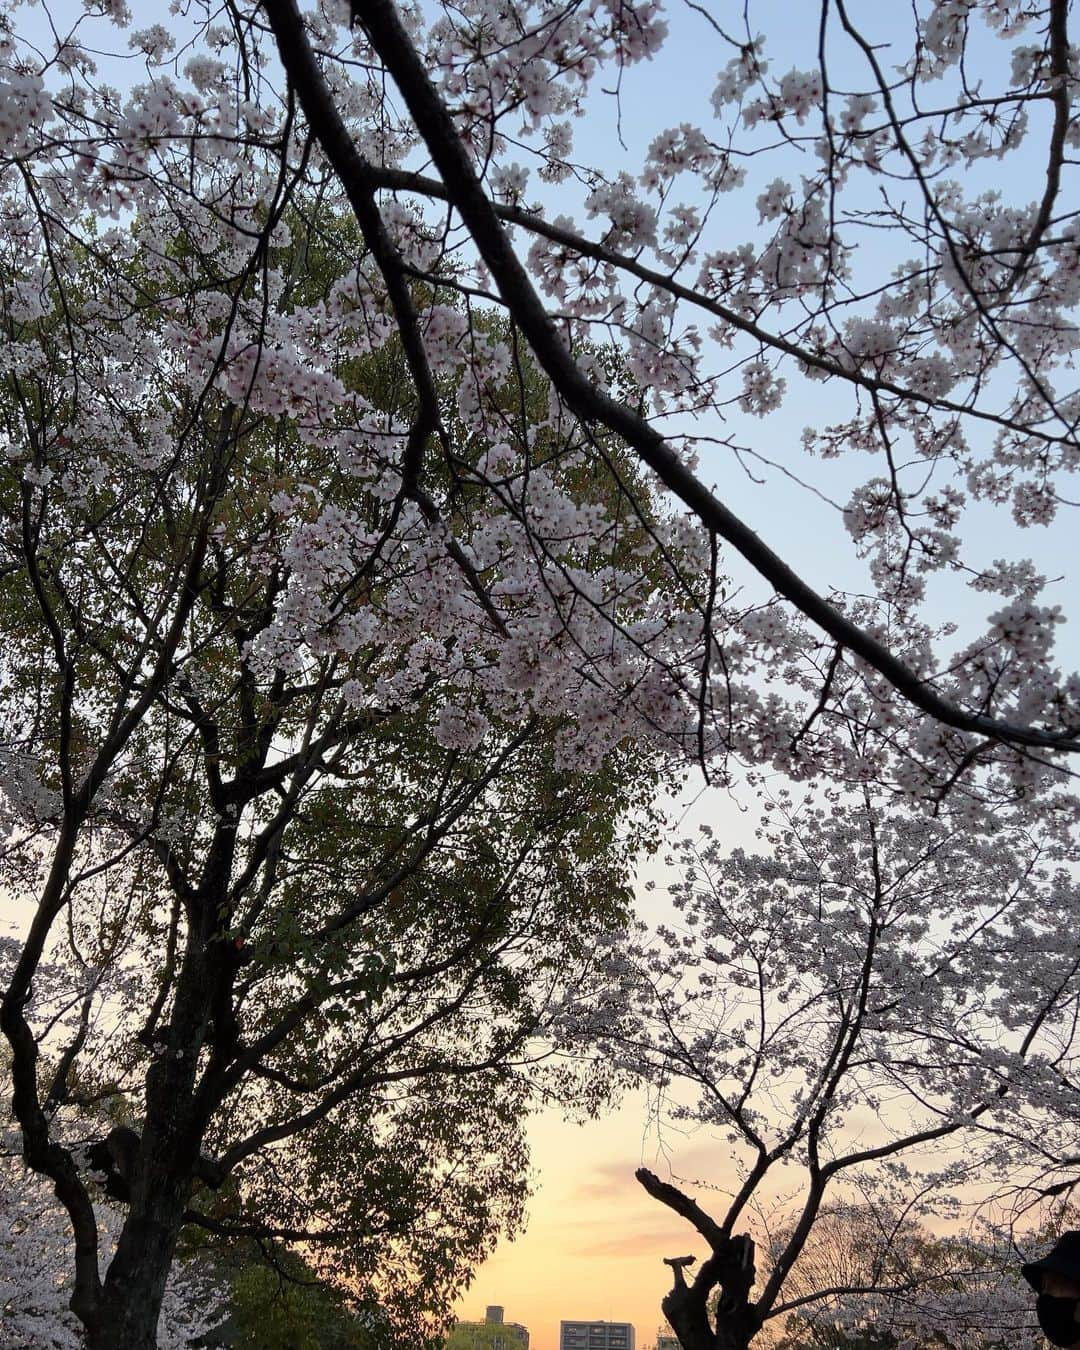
[182,1210,362,1243]
[636,1167,727,1250]
[0,824,104,1323]
[358,165,1075,453]
[637,1169,760,1350]
[1011,0,1071,276]
[218,1018,527,1174]
[348,0,1079,756]
[222,703,387,802]
[818,1115,976,1184]
[770,1273,980,1320]
[260,0,508,637]
[45,981,97,1107]
[263,0,437,459]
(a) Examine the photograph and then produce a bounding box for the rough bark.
[87,1198,187,1350]
[84,916,223,1346]
[637,1169,762,1350]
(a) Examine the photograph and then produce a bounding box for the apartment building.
[449,1305,530,1350]
[559,1321,635,1350]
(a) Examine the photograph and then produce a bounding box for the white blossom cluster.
[0,1129,222,1348]
[0,0,1073,809]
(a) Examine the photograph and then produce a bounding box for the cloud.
[558,1147,749,1262]
[571,1223,698,1260]
[571,1146,742,1205]
[573,1161,642,1201]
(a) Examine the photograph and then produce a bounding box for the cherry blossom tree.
[1,0,1079,1345]
[0,0,1076,796]
[256,0,1080,798]
[0,1122,223,1349]
[0,175,661,1350]
[565,789,1080,1349]
[0,430,651,1349]
[767,1206,1038,1349]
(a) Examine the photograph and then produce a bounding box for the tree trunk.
[661,1291,757,1350]
[85,1196,185,1350]
[636,1172,761,1350]
[712,1312,756,1350]
[83,936,211,1348]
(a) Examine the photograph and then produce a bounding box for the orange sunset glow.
[453,1098,740,1350]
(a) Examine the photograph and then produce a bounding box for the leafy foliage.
[1,1,1079,1346]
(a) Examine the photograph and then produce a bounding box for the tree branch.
[345,0,1078,756]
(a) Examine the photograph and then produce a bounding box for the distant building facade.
[559,1321,635,1350]
[654,1335,679,1350]
[449,1305,530,1350]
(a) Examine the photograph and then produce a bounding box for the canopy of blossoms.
[0,0,1076,813]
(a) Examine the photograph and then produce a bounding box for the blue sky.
[8,6,1077,1345]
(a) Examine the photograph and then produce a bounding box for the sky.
[7,6,1078,1348]
[451,1098,703,1350]
[449,4,1079,1347]
[448,779,757,1350]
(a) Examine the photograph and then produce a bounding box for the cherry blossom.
[562,787,1080,1347]
[0,0,1078,1344]
[0,1133,220,1349]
